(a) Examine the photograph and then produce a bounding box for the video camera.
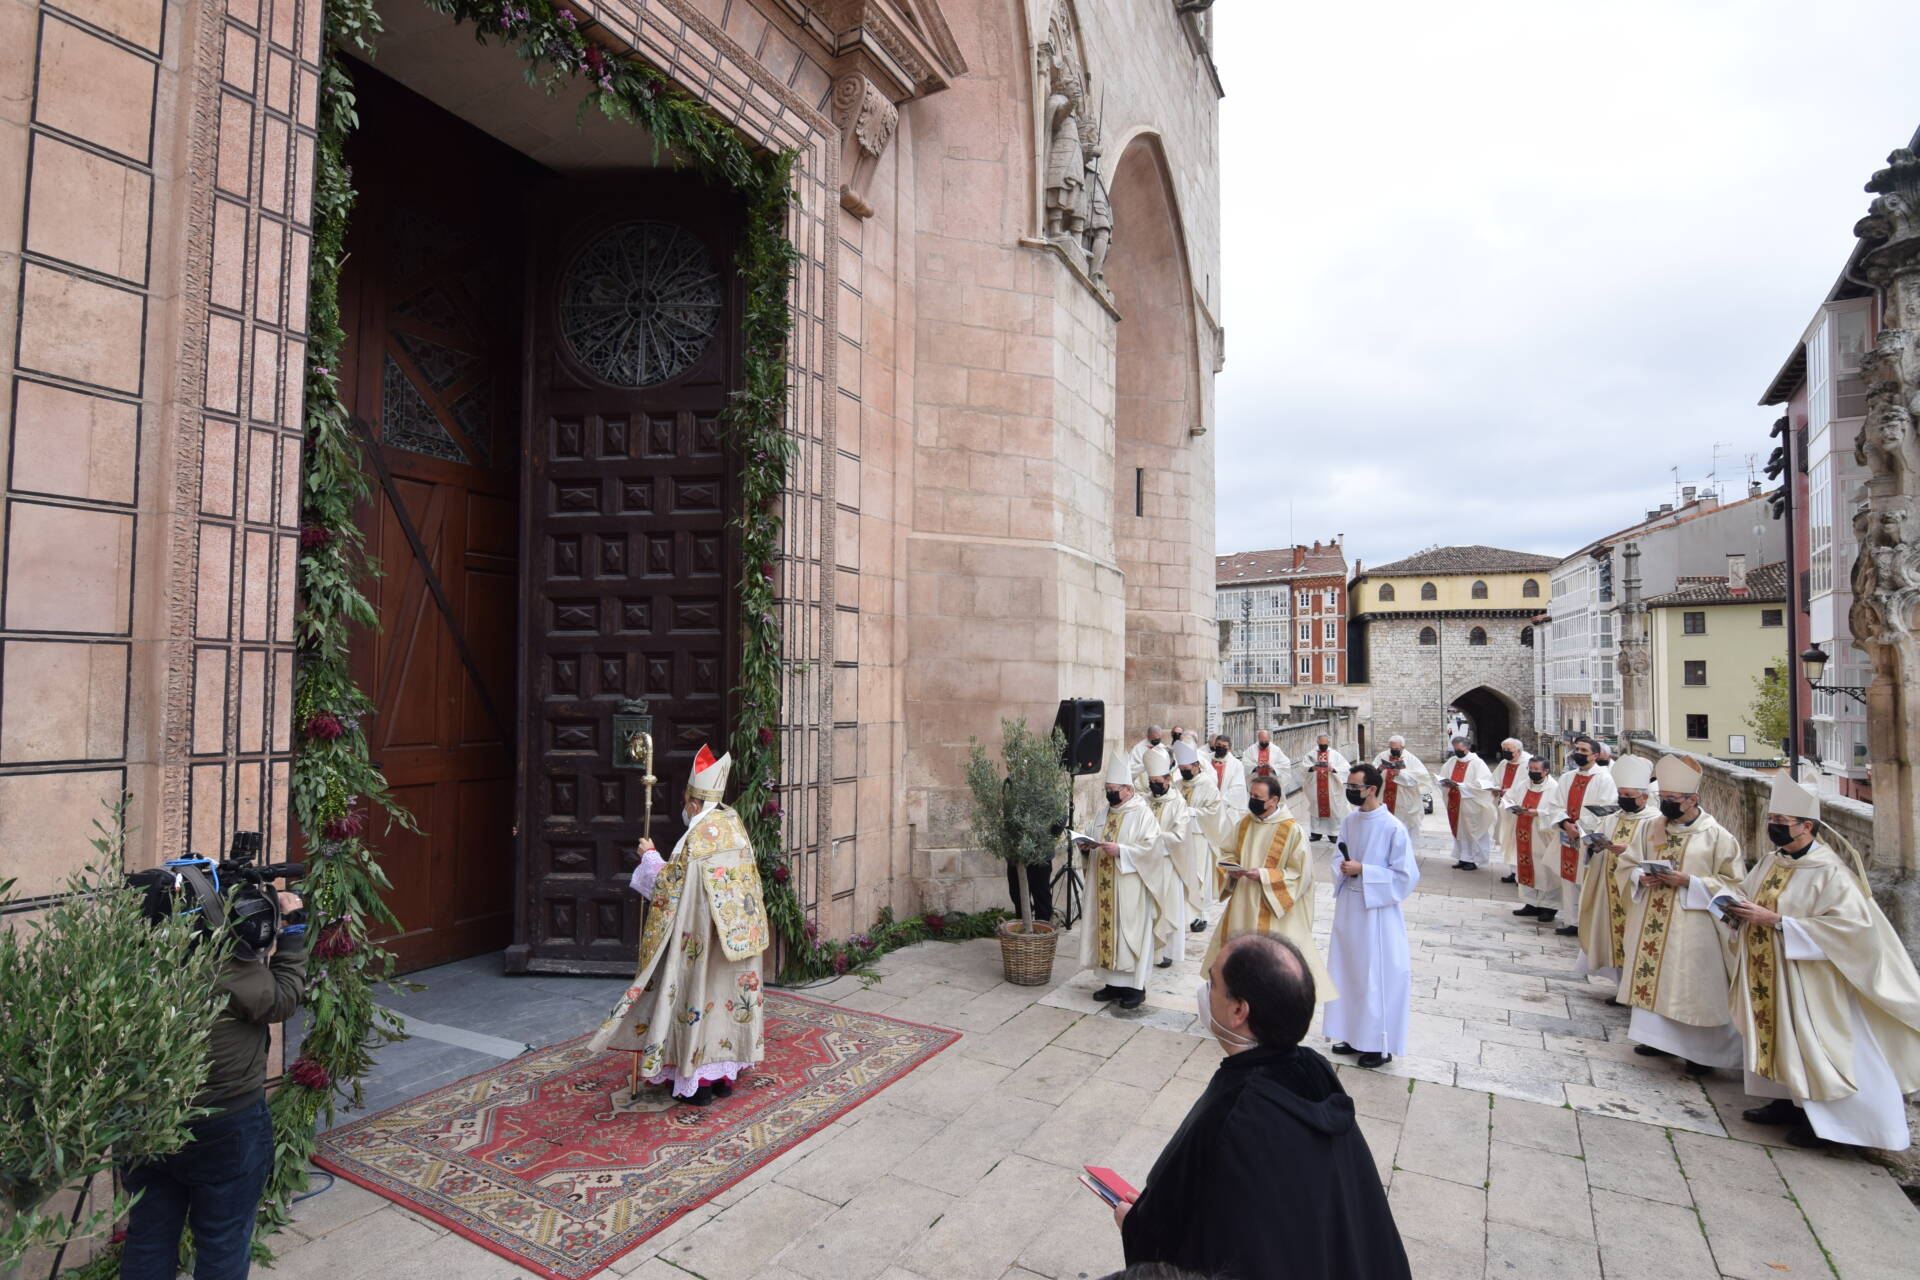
[127,831,307,958]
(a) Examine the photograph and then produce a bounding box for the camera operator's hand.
[277,891,303,915]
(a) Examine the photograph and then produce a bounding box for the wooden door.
[339,67,533,973]
[509,182,742,973]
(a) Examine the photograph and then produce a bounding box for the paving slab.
[1771,1144,1920,1280]
[775,1101,949,1205]
[1389,1168,1489,1257]
[1489,1096,1582,1156]
[775,1174,953,1280]
[900,1154,1076,1280]
[1484,1221,1601,1279]
[895,1091,1058,1197]
[1587,1185,1718,1280]
[1576,1111,1692,1206]
[665,1183,841,1280]
[1687,1174,1832,1280]
[1395,1079,1492,1187]
[1487,1139,1594,1243]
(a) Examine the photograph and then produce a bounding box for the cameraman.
[121,888,307,1280]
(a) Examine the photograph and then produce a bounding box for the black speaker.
[1054,698,1104,776]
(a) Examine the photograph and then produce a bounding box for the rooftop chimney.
[1749,480,1763,499]
[1682,485,1697,503]
[1698,490,1719,510]
[1659,503,1674,516]
[1646,509,1661,521]
[1727,553,1748,595]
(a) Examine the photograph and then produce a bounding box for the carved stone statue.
[1083,132,1112,284]
[1042,48,1087,244]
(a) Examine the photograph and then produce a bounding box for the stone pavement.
[269,807,1920,1279]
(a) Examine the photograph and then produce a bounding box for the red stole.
[1213,760,1225,786]
[1560,772,1595,882]
[1515,787,1543,887]
[1382,761,1402,812]
[1446,758,1470,835]
[1314,753,1332,816]
[1497,760,1521,793]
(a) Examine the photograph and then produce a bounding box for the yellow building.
[1646,563,1789,766]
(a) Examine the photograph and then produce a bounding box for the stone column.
[1616,542,1653,744]
[1848,146,1920,964]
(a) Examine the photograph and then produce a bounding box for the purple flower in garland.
[300,525,333,550]
[323,808,364,842]
[850,933,873,952]
[761,798,782,820]
[304,710,346,741]
[583,44,606,78]
[554,5,577,27]
[771,863,790,885]
[830,950,850,975]
[758,726,775,747]
[290,1057,331,1090]
[314,920,358,959]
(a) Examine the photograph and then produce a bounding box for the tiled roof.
[1216,544,1348,585]
[1645,561,1787,607]
[1362,545,1560,577]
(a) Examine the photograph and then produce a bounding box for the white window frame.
[1322,619,1336,642]
[1297,654,1311,677]
[1322,652,1337,677]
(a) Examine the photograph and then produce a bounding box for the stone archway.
[1106,134,1212,736]
[1452,685,1517,758]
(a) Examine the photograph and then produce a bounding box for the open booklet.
[1709,893,1751,925]
[1064,830,1102,848]
[1584,803,1621,817]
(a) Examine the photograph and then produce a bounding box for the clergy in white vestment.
[1206,732,1250,813]
[1371,736,1431,847]
[1080,751,1177,1010]
[1324,761,1421,1068]
[1548,738,1619,932]
[1489,739,1533,883]
[1174,739,1230,933]
[1240,729,1291,788]
[1142,745,1195,967]
[1127,726,1166,787]
[1292,733,1351,842]
[1202,774,1335,1002]
[1575,754,1657,991]
[1434,735,1497,871]
[1502,760,1566,918]
[1721,776,1920,1151]
[1617,754,1746,1075]
[593,745,770,1105]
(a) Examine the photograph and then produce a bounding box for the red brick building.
[1216,540,1348,692]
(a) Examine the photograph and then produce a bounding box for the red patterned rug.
[313,991,958,1279]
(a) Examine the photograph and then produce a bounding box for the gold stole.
[1232,818,1296,932]
[1629,828,1690,1009]
[1742,858,1800,1080]
[1094,807,1124,969]
[1605,812,1638,966]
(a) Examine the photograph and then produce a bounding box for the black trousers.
[1006,857,1054,923]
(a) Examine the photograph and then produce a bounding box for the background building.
[1216,540,1347,694]
[1347,545,1557,758]
[1645,561,1788,767]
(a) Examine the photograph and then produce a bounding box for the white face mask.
[1194,979,1257,1051]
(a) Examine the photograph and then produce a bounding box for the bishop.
[1080,751,1177,1010]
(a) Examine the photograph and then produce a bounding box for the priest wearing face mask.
[1081,752,1177,1010]
[1293,733,1351,843]
[1490,738,1533,883]
[1324,763,1421,1068]
[1502,756,1567,922]
[1370,735,1431,847]
[1207,732,1249,814]
[1240,728,1292,788]
[1616,754,1746,1077]
[1435,734,1497,871]
[1141,746,1197,968]
[1548,736,1620,936]
[1173,739,1230,933]
[1574,754,1656,999]
[1202,774,1335,1003]
[1127,725,1167,789]
[1111,933,1411,1280]
[1721,776,1920,1150]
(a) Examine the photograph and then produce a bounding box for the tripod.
[1049,768,1086,929]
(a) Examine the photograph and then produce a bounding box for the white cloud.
[1212,0,1917,563]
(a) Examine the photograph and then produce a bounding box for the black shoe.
[1534,910,1558,924]
[1501,873,1518,884]
[1310,833,1324,841]
[1092,985,1124,1002]
[1513,904,1542,917]
[1554,924,1579,937]
[1453,860,1475,870]
[711,1077,734,1098]
[1155,957,1173,969]
[685,1085,716,1106]
[1683,1060,1713,1077]
[1189,918,1207,933]
[1607,997,1626,1008]
[1356,1052,1393,1068]
[1742,1098,1801,1126]
[1116,988,1146,1010]
[1330,1041,1357,1055]
[1634,1044,1673,1058]
[1786,1123,1830,1149]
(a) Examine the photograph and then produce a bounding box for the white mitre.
[1143,746,1173,777]
[1104,751,1134,788]
[1652,753,1703,794]
[1768,773,1821,820]
[1172,740,1201,767]
[688,744,732,803]
[1611,755,1654,791]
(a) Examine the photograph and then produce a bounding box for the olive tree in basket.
[965,720,1071,985]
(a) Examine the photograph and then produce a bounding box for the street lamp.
[1800,643,1867,705]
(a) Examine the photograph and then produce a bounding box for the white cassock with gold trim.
[1575,754,1656,982]
[1141,745,1195,964]
[1078,750,1175,992]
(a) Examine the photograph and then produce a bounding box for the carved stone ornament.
[1038,2,1091,255]
[832,72,899,218]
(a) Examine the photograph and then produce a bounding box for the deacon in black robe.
[1118,1042,1409,1279]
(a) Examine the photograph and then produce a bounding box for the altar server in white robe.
[1722,775,1920,1151]
[1206,732,1249,813]
[1175,739,1230,933]
[1371,736,1431,847]
[1548,738,1619,934]
[1127,726,1166,787]
[1617,754,1746,1076]
[1142,745,1195,966]
[1325,761,1420,1068]
[1240,729,1291,789]
[1434,735,1497,870]
[1503,759,1566,919]
[1081,751,1176,1010]
[1490,739,1533,883]
[1293,733,1351,843]
[1575,754,1657,994]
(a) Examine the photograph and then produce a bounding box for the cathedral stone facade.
[0,0,1222,959]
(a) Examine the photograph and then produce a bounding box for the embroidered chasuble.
[1491,755,1528,849]
[1077,796,1173,986]
[1617,812,1744,1026]
[1558,773,1595,882]
[1371,750,1430,841]
[1576,808,1654,974]
[1724,843,1920,1109]
[1201,813,1335,1000]
[1501,781,1561,889]
[592,805,771,1090]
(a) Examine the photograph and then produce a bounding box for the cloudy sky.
[1211,0,1916,568]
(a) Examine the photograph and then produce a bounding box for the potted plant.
[965,719,1071,985]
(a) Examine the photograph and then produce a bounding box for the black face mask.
[1571,752,1590,768]
[1105,788,1124,807]
[1149,780,1169,797]
[1212,745,1228,758]
[1527,771,1547,784]
[1659,799,1686,821]
[1248,796,1269,816]
[1454,748,1468,758]
[1171,730,1183,741]
[1179,767,1197,781]
[1344,786,1367,805]
[1619,796,1643,814]
[1148,736,1161,746]
[1767,821,1796,847]
[1504,750,1518,761]
[1389,748,1403,759]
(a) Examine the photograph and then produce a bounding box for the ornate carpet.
[312,992,958,1279]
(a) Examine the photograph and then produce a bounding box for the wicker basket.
[997,918,1060,986]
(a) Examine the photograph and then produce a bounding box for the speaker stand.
[1050,768,1086,930]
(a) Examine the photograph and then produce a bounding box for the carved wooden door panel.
[338,67,531,974]
[510,181,741,973]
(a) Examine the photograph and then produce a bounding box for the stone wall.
[1362,616,1536,759]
